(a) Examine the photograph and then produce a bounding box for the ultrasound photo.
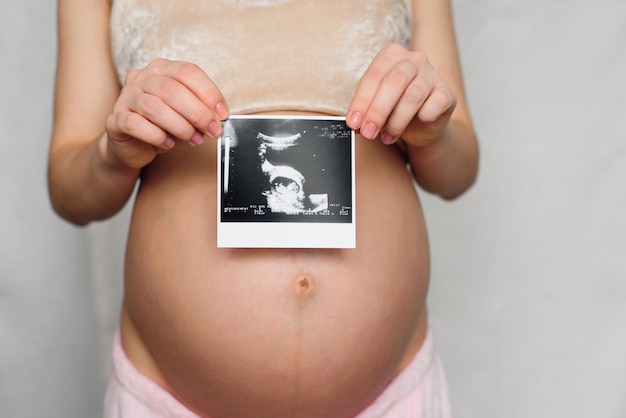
[217,115,355,248]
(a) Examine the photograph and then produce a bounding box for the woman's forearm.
[406,119,479,200]
[48,132,140,225]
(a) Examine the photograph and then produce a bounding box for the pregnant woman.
[48,0,478,416]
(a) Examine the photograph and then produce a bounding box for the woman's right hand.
[104,58,230,170]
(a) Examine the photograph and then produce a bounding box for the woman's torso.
[111,1,432,416]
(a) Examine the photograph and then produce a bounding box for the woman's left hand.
[347,43,457,147]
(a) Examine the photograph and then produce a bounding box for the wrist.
[96,132,141,177]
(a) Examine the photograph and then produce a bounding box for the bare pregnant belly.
[120,125,431,418]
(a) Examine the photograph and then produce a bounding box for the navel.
[293,274,316,298]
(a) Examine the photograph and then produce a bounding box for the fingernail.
[381,132,396,145]
[348,111,362,129]
[208,120,223,138]
[362,122,377,139]
[215,102,229,120]
[164,137,176,149]
[191,131,205,146]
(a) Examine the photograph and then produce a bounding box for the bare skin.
[120,131,430,417]
[49,0,478,416]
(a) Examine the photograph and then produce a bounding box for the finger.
[108,110,174,150]
[124,69,139,85]
[346,47,399,131]
[360,59,422,140]
[402,87,457,146]
[129,90,207,145]
[416,86,456,123]
[379,74,437,144]
[140,74,222,140]
[148,59,230,120]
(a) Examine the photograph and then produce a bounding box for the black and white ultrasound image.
[219,117,353,223]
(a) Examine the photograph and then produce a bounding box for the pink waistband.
[105,328,448,417]
[354,328,443,417]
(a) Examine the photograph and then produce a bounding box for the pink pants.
[104,329,452,418]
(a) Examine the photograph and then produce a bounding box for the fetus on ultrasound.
[258,132,328,214]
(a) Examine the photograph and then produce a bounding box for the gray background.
[1,0,625,417]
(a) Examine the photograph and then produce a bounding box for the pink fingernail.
[208,120,223,138]
[191,131,205,146]
[348,112,362,129]
[381,132,396,145]
[215,102,229,120]
[362,122,377,139]
[164,137,176,149]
